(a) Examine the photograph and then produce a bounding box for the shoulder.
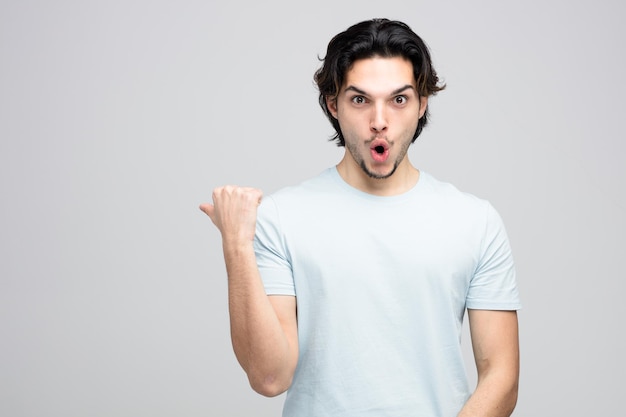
[275,168,337,197]
[417,172,512,239]
[419,171,491,212]
[260,168,338,207]
[257,168,339,220]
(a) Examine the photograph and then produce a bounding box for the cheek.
[337,111,364,132]
[390,110,417,126]
[395,115,420,140]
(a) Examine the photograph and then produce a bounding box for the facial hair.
[345,136,413,180]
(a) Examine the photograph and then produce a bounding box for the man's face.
[327,56,427,180]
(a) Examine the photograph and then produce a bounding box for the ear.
[418,96,428,119]
[326,96,338,119]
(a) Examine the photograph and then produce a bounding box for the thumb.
[199,202,215,218]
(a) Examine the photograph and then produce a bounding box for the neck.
[336,155,420,196]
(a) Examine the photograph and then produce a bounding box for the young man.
[201,18,521,417]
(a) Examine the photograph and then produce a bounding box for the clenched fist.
[199,186,263,244]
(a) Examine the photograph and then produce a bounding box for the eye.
[351,96,366,104]
[394,95,408,105]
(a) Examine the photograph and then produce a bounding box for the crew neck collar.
[328,166,426,202]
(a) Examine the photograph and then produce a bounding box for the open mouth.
[369,139,390,162]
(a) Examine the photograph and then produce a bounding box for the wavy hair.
[314,18,446,146]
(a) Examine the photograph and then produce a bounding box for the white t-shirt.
[254,167,521,417]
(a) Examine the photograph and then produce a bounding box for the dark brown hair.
[314,18,446,146]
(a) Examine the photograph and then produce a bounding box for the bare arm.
[457,310,520,417]
[200,186,298,397]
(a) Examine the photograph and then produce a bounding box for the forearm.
[223,241,296,396]
[460,309,519,417]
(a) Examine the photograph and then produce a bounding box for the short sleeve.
[466,203,522,310]
[254,196,296,296]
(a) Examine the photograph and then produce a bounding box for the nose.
[370,103,388,133]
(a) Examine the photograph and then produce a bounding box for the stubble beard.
[359,160,399,179]
[346,137,412,180]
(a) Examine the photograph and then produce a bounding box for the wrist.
[222,238,255,256]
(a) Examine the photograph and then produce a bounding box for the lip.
[369,138,390,163]
[369,138,389,151]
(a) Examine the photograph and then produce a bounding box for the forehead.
[342,56,416,93]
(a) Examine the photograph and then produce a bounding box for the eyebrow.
[344,84,415,96]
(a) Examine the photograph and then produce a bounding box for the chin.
[361,162,397,180]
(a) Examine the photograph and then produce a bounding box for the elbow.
[491,371,520,415]
[506,381,519,414]
[501,365,519,412]
[475,362,519,415]
[249,373,292,397]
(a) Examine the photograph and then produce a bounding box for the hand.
[199,186,263,244]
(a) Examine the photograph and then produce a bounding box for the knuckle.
[213,185,262,205]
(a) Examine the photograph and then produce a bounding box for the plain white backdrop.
[1,0,624,415]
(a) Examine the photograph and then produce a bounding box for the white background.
[1,0,624,415]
